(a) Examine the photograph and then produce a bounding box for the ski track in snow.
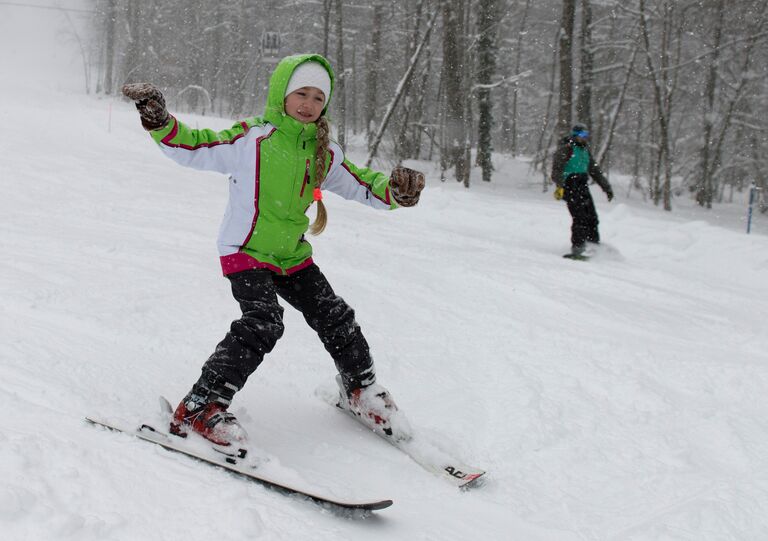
[3,11,768,541]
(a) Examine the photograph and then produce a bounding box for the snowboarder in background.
[122,54,424,456]
[551,124,613,257]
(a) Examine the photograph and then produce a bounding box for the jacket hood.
[264,54,335,125]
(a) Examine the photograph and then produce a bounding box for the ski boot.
[335,375,413,442]
[564,243,592,260]
[170,380,248,462]
[571,243,586,256]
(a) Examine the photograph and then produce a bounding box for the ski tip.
[319,498,393,514]
[366,499,394,511]
[457,471,487,490]
[158,396,174,415]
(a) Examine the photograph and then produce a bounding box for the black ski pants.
[564,173,600,247]
[199,264,374,394]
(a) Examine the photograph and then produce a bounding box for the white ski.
[85,409,392,512]
[316,383,486,488]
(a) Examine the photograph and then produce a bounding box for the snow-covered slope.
[3,6,768,541]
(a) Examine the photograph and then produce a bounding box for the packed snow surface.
[2,5,768,540]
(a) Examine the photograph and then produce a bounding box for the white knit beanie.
[284,61,331,105]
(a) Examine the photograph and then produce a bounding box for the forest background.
[67,0,768,213]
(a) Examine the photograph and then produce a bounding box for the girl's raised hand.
[122,83,170,131]
[390,166,425,207]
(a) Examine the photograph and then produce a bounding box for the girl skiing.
[122,54,424,456]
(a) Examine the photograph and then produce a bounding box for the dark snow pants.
[198,264,374,395]
[564,173,600,248]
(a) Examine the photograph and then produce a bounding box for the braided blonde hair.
[309,115,330,235]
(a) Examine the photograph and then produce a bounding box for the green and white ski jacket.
[148,54,397,276]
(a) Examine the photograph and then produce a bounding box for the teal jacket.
[149,54,397,275]
[550,136,610,192]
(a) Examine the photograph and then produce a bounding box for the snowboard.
[562,252,589,261]
[563,243,623,262]
[85,413,393,512]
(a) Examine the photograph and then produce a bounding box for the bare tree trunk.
[333,0,346,147]
[350,44,357,134]
[440,0,467,180]
[639,0,672,211]
[184,0,205,113]
[227,2,252,117]
[62,8,91,94]
[534,26,560,189]
[365,3,384,146]
[394,0,426,161]
[629,110,644,200]
[103,0,116,94]
[410,55,433,158]
[595,43,639,166]
[207,3,225,114]
[708,5,767,200]
[322,0,332,58]
[509,0,531,157]
[500,87,511,153]
[365,7,439,167]
[437,61,448,180]
[696,0,725,209]
[574,0,592,125]
[475,0,499,182]
[556,0,576,135]
[122,0,142,84]
[457,0,472,188]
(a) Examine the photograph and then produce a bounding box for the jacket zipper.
[299,159,310,198]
